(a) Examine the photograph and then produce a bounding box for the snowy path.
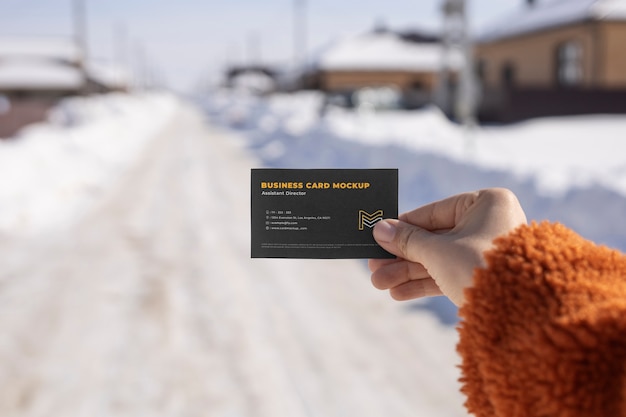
[0,104,466,417]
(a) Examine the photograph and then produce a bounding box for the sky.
[0,0,526,92]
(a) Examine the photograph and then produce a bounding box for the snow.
[324,107,626,198]
[0,87,623,416]
[230,72,276,94]
[0,37,128,91]
[0,37,80,62]
[0,37,81,90]
[205,90,626,198]
[0,58,83,89]
[313,32,463,72]
[87,61,130,90]
[595,0,626,17]
[0,92,178,237]
[478,0,626,42]
[7,87,613,248]
[0,107,468,416]
[202,90,626,251]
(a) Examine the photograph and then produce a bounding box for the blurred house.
[477,0,626,121]
[0,37,83,99]
[307,27,463,109]
[225,65,277,95]
[0,37,129,138]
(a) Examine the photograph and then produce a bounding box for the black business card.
[251,169,398,259]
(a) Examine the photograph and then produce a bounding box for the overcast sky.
[0,0,526,92]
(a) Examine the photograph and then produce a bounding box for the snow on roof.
[0,37,80,62]
[594,0,626,16]
[313,32,463,72]
[479,0,626,42]
[0,59,83,90]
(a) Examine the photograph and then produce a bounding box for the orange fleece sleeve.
[457,222,626,417]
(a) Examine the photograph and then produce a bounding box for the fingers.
[373,219,437,264]
[375,189,525,262]
[396,189,524,233]
[389,278,443,301]
[399,191,481,231]
[369,188,527,306]
[370,258,441,301]
[370,259,429,290]
[367,257,399,273]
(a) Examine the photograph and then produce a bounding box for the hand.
[368,188,527,306]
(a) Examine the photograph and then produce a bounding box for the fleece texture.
[457,222,626,417]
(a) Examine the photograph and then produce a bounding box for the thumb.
[372,219,434,262]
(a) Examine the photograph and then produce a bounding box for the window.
[556,41,583,86]
[411,80,425,90]
[501,62,515,87]
[0,94,10,115]
[476,59,486,81]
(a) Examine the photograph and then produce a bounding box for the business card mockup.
[251,169,398,259]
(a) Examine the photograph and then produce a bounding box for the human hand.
[368,188,527,306]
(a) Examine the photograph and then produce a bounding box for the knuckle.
[484,187,517,205]
[396,225,419,259]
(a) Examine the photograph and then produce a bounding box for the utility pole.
[114,21,129,90]
[435,0,453,115]
[73,0,89,94]
[437,0,477,127]
[293,0,307,68]
[135,42,147,90]
[247,31,261,66]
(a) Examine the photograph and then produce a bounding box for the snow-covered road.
[0,103,466,417]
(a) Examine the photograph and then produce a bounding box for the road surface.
[0,103,467,417]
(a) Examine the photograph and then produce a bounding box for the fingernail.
[373,220,396,243]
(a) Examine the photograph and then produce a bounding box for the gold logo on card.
[358,210,384,230]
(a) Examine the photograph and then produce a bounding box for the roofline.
[476,16,613,44]
[476,0,626,44]
[315,67,445,73]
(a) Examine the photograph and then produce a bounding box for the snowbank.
[0,92,178,237]
[205,89,626,198]
[324,108,626,198]
[202,90,626,251]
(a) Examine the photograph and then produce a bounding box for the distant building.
[0,37,129,137]
[307,28,463,109]
[476,0,626,121]
[0,37,84,99]
[225,65,277,95]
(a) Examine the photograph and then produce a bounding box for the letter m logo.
[358,210,384,230]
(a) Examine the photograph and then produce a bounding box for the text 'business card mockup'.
[251,169,398,259]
